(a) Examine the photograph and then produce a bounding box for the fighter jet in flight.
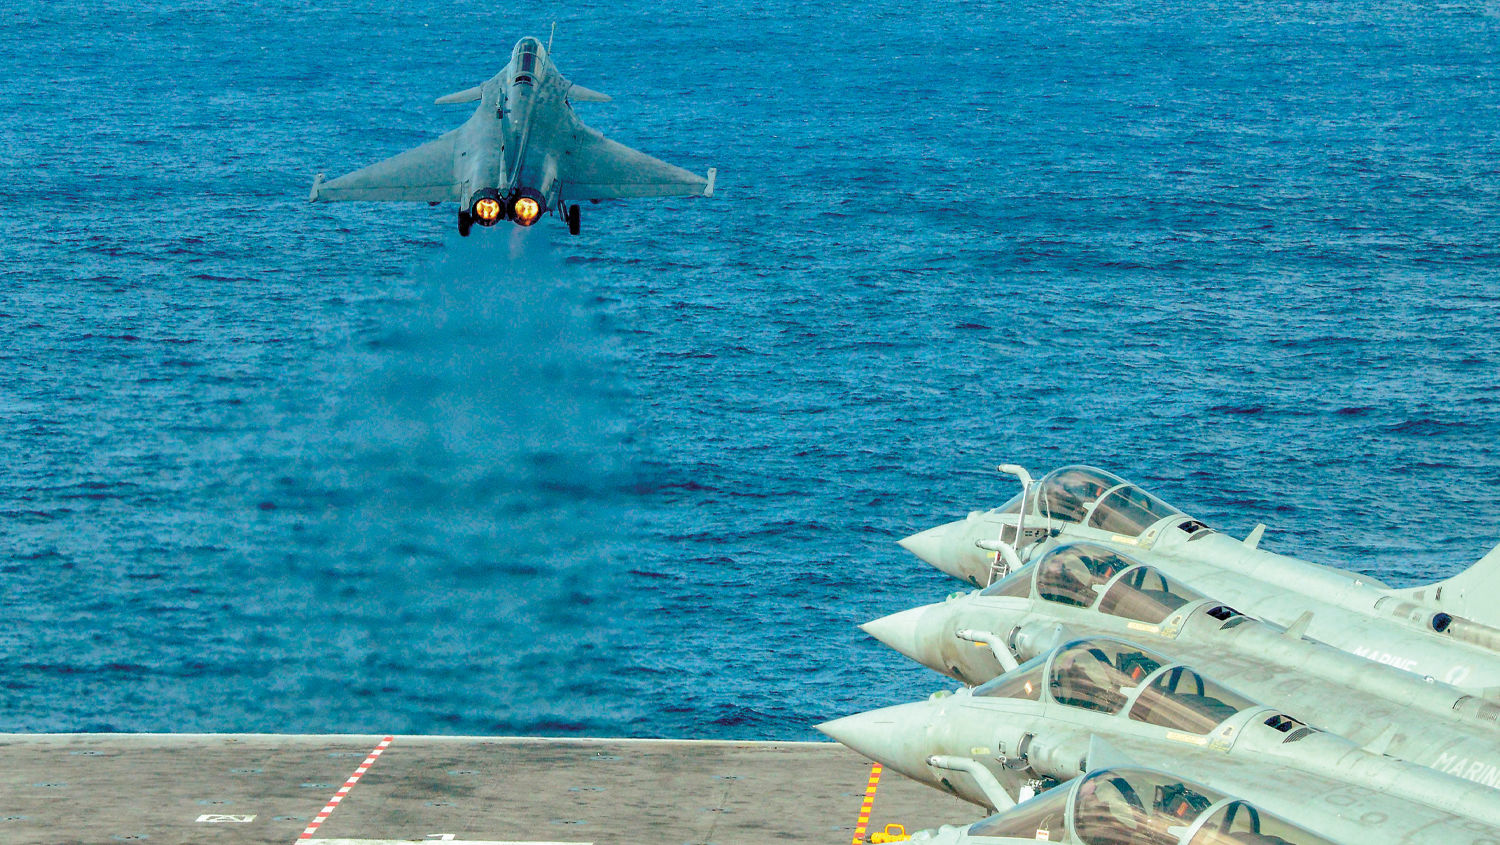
[862,541,1500,788]
[900,766,1337,844]
[900,464,1500,690]
[820,636,1500,842]
[310,35,716,236]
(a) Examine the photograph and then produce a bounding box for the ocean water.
[1,0,1497,739]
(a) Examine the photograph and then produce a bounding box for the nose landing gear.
[457,210,473,237]
[566,204,581,236]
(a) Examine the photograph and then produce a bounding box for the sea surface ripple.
[1,0,1497,738]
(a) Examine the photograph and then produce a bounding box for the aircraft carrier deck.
[0,734,975,844]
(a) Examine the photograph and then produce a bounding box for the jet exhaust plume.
[268,232,640,733]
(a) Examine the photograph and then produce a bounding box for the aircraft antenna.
[547,21,556,53]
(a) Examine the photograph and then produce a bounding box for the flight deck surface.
[0,734,974,844]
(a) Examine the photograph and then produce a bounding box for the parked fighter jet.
[901,464,1500,690]
[820,637,1500,842]
[900,766,1337,844]
[863,541,1500,788]
[309,35,716,236]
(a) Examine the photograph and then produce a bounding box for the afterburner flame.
[473,197,502,223]
[512,196,541,226]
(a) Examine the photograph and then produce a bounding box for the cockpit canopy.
[996,466,1182,537]
[511,36,545,83]
[1098,562,1208,625]
[982,543,1208,625]
[1049,639,1164,714]
[967,766,1335,844]
[974,637,1256,735]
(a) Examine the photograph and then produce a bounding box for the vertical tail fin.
[1396,539,1500,625]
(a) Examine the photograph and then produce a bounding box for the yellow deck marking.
[852,762,883,844]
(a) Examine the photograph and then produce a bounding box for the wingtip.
[703,167,716,198]
[308,172,324,203]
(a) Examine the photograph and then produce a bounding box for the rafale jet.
[819,637,1500,843]
[900,464,1500,690]
[310,35,716,236]
[839,462,1500,842]
[903,766,1337,844]
[862,541,1500,789]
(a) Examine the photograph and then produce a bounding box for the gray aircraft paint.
[898,766,1338,845]
[309,35,714,234]
[1397,543,1500,628]
[863,544,1500,792]
[820,638,1500,843]
[901,465,1500,691]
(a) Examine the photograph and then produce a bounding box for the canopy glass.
[1024,543,1206,625]
[974,653,1047,701]
[1097,565,1206,624]
[1036,544,1138,607]
[967,767,1336,844]
[1129,667,1256,735]
[1005,466,1181,537]
[1048,640,1165,715]
[512,37,543,74]
[986,636,1257,735]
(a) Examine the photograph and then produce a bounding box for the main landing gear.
[566,204,581,236]
[457,210,473,237]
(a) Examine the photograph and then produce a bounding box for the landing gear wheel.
[566,204,581,236]
[458,211,473,237]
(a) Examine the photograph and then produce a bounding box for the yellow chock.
[870,823,909,843]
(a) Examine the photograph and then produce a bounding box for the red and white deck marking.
[298,736,394,840]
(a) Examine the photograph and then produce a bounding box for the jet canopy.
[966,766,1335,844]
[982,543,1208,626]
[974,638,1257,735]
[511,37,546,84]
[996,466,1182,537]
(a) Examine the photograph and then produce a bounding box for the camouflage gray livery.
[902,465,1500,691]
[865,541,1500,790]
[820,636,1500,842]
[904,766,1337,845]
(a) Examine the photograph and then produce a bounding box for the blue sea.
[1,0,1497,739]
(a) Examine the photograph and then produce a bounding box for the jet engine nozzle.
[508,189,547,226]
[469,189,503,226]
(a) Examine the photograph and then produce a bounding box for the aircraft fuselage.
[455,38,573,229]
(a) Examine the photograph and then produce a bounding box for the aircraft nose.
[860,605,939,669]
[817,701,944,783]
[898,523,947,566]
[899,520,969,580]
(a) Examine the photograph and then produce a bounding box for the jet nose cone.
[898,523,949,566]
[817,701,941,780]
[861,606,937,668]
[900,520,969,580]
